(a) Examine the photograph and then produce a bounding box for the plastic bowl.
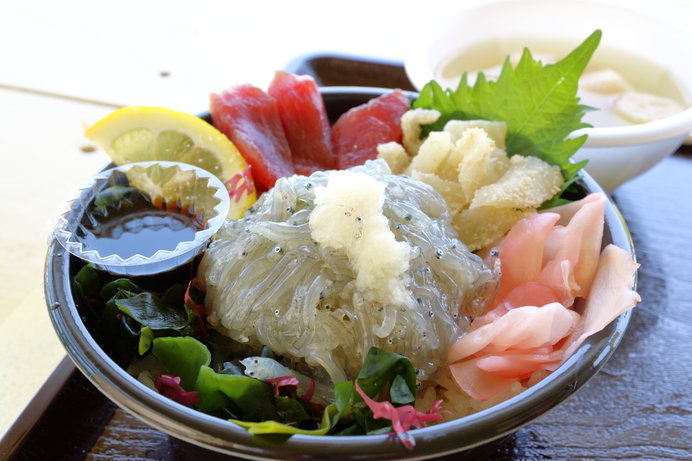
[403,0,692,191]
[45,87,634,460]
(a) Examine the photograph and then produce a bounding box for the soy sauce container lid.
[53,161,230,276]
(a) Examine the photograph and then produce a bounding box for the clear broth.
[439,36,689,127]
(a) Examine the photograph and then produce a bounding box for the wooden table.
[2,53,692,460]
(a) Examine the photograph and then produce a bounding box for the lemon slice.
[86,106,256,219]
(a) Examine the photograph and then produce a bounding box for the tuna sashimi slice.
[210,84,294,190]
[332,90,410,169]
[268,71,336,174]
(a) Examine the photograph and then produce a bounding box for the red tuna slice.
[210,84,294,190]
[268,71,336,174]
[331,90,410,169]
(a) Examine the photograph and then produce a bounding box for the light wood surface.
[1,0,690,445]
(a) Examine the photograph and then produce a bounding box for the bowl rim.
[45,86,636,460]
[402,0,692,147]
[572,107,692,145]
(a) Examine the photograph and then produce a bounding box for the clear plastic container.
[53,161,230,276]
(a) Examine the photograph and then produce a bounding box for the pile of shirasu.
[198,160,496,386]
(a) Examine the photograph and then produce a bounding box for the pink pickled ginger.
[447,193,639,401]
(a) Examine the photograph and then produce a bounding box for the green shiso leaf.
[413,29,601,185]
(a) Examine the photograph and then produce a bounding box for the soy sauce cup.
[53,161,230,276]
